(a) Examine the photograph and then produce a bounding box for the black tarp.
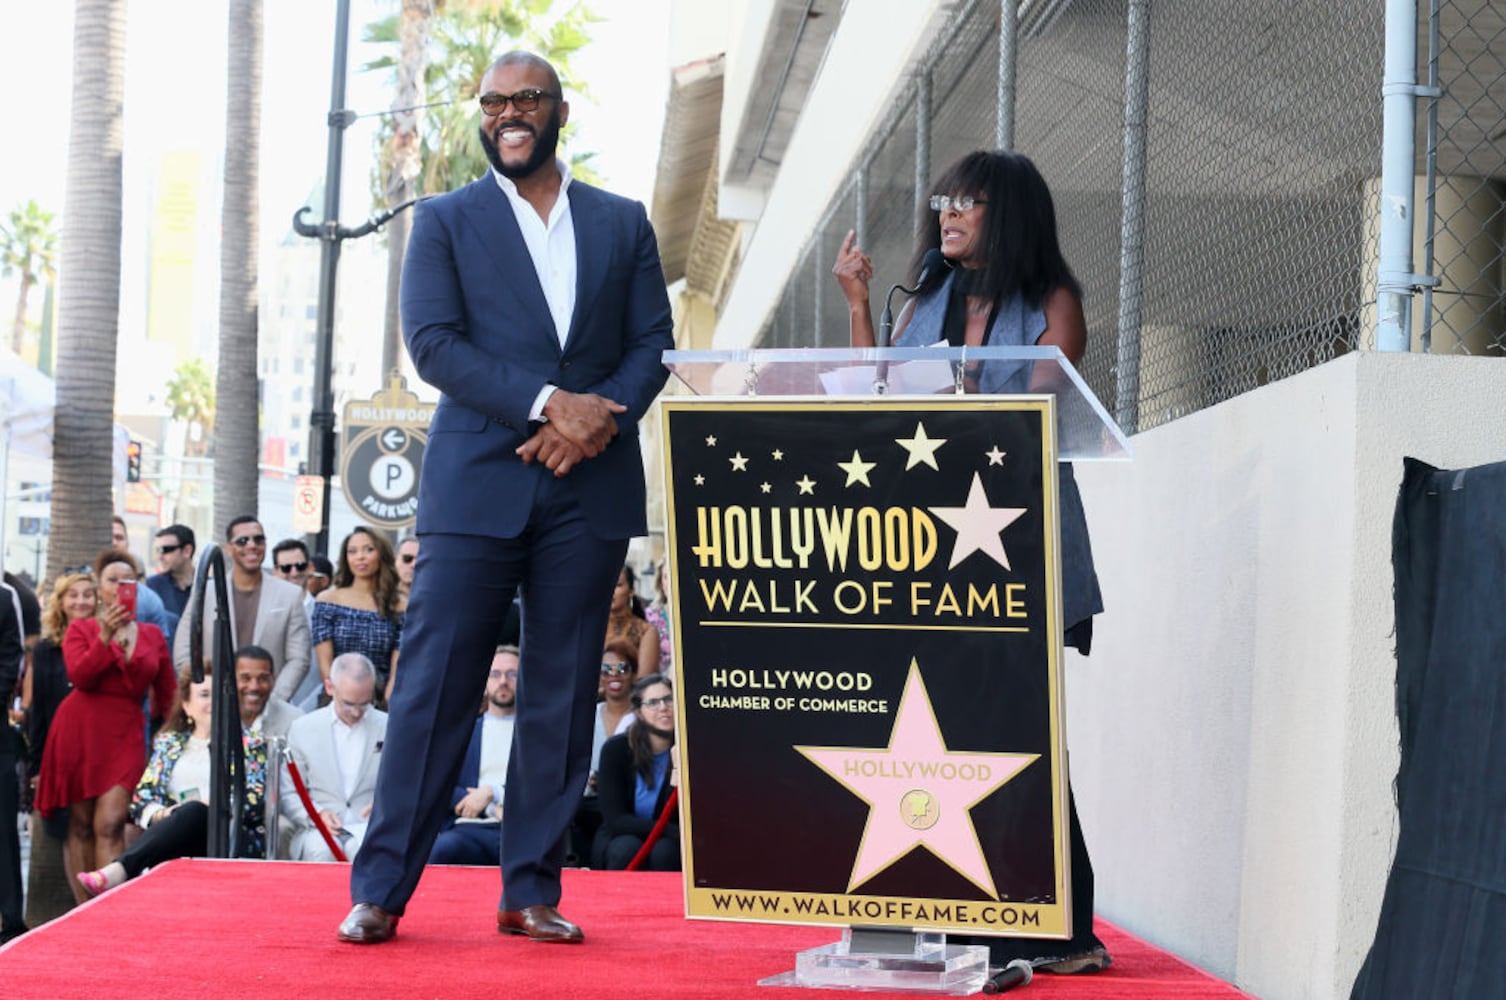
[1351,457,1506,998]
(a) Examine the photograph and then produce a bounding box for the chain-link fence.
[1423,0,1506,355]
[756,0,1503,433]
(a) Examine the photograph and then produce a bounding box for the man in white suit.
[281,653,388,861]
[173,515,312,702]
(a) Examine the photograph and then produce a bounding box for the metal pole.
[1114,0,1151,434]
[1419,0,1441,352]
[915,71,932,228]
[1376,0,1421,351]
[855,167,869,252]
[997,0,1018,149]
[306,0,352,555]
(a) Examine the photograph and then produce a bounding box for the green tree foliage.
[0,199,60,357]
[166,356,216,457]
[362,0,602,198]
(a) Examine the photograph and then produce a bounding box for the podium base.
[759,928,990,994]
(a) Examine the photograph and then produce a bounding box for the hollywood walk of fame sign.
[661,397,1072,940]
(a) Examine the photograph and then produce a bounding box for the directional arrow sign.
[382,427,407,451]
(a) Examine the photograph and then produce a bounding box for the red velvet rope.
[285,756,349,862]
[626,787,678,871]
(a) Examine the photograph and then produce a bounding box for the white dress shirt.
[491,158,576,420]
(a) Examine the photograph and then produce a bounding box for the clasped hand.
[515,390,626,477]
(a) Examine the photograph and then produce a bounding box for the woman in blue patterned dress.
[311,527,405,709]
[833,150,1109,975]
[75,664,268,896]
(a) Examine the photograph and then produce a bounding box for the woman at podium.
[832,149,1108,975]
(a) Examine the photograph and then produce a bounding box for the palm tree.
[363,0,600,372]
[214,0,264,532]
[0,200,59,358]
[166,357,216,459]
[48,0,128,579]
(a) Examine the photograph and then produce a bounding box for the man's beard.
[478,104,562,179]
[490,691,516,711]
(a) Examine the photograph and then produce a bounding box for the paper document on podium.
[817,358,954,395]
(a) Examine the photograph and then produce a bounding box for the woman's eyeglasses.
[929,194,986,213]
[640,694,674,710]
[600,662,632,676]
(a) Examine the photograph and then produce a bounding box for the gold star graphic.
[895,422,947,470]
[729,452,749,471]
[837,450,877,488]
[985,446,1006,466]
[796,475,816,495]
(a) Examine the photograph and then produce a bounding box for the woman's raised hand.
[832,229,874,306]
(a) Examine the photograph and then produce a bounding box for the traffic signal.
[126,441,142,483]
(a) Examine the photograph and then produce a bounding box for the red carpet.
[0,861,1249,998]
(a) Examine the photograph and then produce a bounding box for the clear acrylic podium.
[662,346,1131,462]
[661,347,1128,995]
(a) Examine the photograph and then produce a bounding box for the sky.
[0,0,673,341]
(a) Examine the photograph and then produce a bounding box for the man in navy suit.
[338,50,673,945]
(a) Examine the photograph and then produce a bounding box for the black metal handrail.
[186,544,246,858]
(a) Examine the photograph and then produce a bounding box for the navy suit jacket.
[442,716,488,832]
[401,173,674,540]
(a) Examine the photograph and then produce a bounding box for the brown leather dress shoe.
[497,904,584,943]
[338,903,399,944]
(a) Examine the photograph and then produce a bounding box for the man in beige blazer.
[280,653,388,861]
[173,515,312,702]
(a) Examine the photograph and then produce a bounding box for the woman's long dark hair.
[627,673,674,783]
[333,526,403,623]
[618,564,647,620]
[910,150,1081,309]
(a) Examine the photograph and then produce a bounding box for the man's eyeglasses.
[334,697,374,714]
[929,194,986,213]
[640,694,674,711]
[156,544,182,555]
[492,670,519,683]
[276,561,309,574]
[399,554,416,565]
[230,534,267,548]
[601,662,632,676]
[478,88,557,116]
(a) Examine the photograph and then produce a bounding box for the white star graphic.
[837,450,877,487]
[928,473,1027,570]
[760,482,772,494]
[985,446,1006,466]
[693,474,705,486]
[729,452,749,471]
[705,435,717,446]
[796,475,816,495]
[895,422,947,471]
[772,449,784,461]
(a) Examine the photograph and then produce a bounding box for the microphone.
[981,959,1034,994]
[875,248,949,393]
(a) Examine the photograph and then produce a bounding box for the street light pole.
[302,0,352,559]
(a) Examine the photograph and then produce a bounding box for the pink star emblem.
[795,661,1037,897]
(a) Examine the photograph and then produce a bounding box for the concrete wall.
[1070,352,1506,998]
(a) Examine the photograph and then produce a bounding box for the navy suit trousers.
[350,469,626,913]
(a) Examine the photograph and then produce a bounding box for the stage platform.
[0,860,1250,998]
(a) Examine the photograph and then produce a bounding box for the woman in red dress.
[34,550,177,903]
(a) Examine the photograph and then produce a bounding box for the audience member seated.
[280,652,387,861]
[23,571,93,924]
[310,527,404,710]
[570,640,639,861]
[235,644,303,739]
[34,550,177,904]
[75,665,269,896]
[605,565,661,675]
[429,645,518,866]
[595,674,679,871]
